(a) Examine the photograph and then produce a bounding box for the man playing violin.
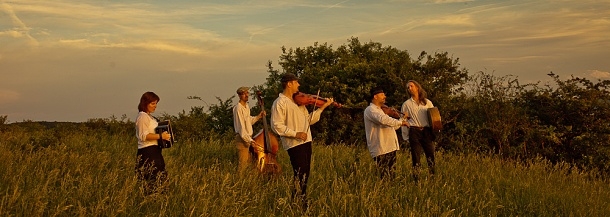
[270,73,334,210]
[232,86,265,175]
[364,87,410,180]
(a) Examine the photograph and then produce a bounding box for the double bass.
[252,91,282,175]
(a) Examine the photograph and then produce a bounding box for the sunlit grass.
[1,128,609,216]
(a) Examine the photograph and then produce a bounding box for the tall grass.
[1,127,609,216]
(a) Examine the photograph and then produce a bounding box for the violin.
[381,104,406,119]
[293,92,342,108]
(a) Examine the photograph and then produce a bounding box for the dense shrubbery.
[518,74,610,172]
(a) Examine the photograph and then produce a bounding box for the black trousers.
[408,127,435,174]
[287,142,312,198]
[373,150,397,180]
[136,145,167,194]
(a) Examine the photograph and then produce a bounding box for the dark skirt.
[135,145,167,194]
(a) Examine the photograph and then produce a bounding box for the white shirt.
[233,102,261,143]
[400,98,434,141]
[135,111,158,149]
[363,103,403,158]
[271,93,323,150]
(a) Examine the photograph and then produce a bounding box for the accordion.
[155,120,176,149]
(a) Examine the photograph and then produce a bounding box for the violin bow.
[304,89,320,137]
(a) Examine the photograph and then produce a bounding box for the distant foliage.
[518,73,610,172]
[437,71,610,174]
[0,115,7,125]
[85,114,133,136]
[164,95,237,144]
[442,72,536,154]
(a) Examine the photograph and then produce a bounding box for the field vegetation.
[1,123,609,216]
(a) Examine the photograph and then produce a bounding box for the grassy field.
[1,127,609,216]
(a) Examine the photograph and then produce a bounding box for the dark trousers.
[287,142,312,198]
[136,145,168,194]
[373,150,397,180]
[409,127,436,174]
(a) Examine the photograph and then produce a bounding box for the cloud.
[0,1,38,45]
[482,55,549,64]
[58,39,203,55]
[378,14,474,36]
[587,70,610,79]
[243,0,351,44]
[425,14,474,26]
[0,29,24,37]
[2,1,230,50]
[0,89,20,104]
[433,0,474,4]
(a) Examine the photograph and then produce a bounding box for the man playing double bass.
[232,86,265,175]
[270,73,334,210]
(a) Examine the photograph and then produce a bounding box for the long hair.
[408,80,428,106]
[138,92,160,112]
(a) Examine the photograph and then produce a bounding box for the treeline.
[2,37,609,175]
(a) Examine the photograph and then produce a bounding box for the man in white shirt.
[364,87,409,180]
[270,73,333,209]
[401,80,436,179]
[233,86,265,174]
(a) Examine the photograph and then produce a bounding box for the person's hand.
[161,132,171,141]
[295,132,307,141]
[401,121,410,127]
[259,110,266,118]
[322,98,334,109]
[251,141,264,152]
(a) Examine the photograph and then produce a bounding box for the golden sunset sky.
[2,0,609,122]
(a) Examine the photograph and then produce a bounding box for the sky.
[1,0,609,123]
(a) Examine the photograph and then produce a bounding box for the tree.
[260,37,469,144]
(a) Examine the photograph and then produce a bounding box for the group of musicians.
[133,73,437,209]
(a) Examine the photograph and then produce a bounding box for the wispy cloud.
[483,55,549,64]
[425,14,474,26]
[58,39,203,55]
[0,89,20,104]
[433,0,474,4]
[1,1,244,55]
[0,1,38,45]
[245,0,351,44]
[588,70,610,79]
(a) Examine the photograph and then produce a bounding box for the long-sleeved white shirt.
[271,93,323,150]
[400,98,434,141]
[135,111,158,149]
[233,102,261,143]
[363,103,403,158]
